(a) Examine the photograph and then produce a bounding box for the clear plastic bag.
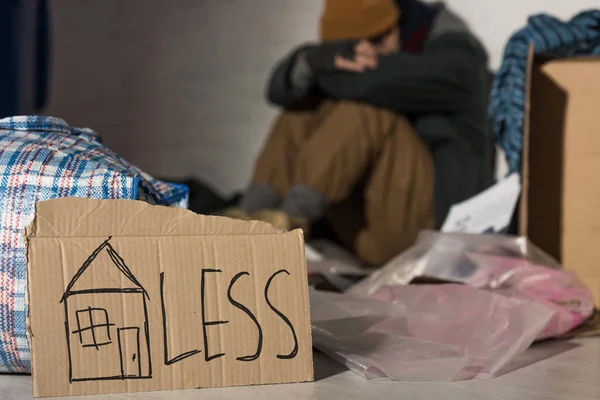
[311,287,553,381]
[306,241,367,292]
[310,231,594,381]
[350,231,565,296]
[349,231,593,339]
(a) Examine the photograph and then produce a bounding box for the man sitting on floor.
[229,0,489,265]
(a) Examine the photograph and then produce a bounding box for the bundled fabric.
[0,116,188,373]
[490,10,600,173]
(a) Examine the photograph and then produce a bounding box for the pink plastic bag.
[464,254,593,339]
[350,231,594,339]
[310,232,594,381]
[351,231,563,293]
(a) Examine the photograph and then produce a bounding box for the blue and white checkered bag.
[0,116,189,373]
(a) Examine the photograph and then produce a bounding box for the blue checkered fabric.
[0,116,188,373]
[490,10,600,174]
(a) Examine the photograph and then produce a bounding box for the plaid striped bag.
[0,116,189,373]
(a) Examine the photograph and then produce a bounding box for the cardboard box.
[520,45,600,305]
[25,198,313,397]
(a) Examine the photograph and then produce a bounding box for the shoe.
[253,209,309,234]
[223,207,252,221]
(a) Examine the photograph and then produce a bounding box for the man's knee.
[331,100,398,119]
[355,229,415,265]
[330,102,415,142]
[264,109,318,148]
[274,109,316,129]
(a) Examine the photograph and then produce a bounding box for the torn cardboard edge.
[26,198,314,397]
[25,197,287,238]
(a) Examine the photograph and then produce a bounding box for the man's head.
[368,25,401,55]
[320,0,401,55]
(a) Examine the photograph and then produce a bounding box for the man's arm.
[266,40,374,110]
[316,33,487,113]
[266,47,322,110]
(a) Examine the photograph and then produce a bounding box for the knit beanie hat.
[320,0,401,41]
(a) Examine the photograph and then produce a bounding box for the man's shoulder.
[425,31,488,68]
[426,4,486,58]
[429,3,470,38]
[427,30,485,52]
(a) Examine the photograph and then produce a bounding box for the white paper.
[441,173,521,234]
[305,244,325,262]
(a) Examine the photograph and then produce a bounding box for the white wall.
[46,0,320,195]
[45,0,598,194]
[441,0,600,70]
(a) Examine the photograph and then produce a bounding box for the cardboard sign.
[25,198,313,397]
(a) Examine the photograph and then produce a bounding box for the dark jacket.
[266,3,489,227]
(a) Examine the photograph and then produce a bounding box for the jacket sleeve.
[266,47,322,110]
[316,33,487,113]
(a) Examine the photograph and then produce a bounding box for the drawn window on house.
[73,307,114,349]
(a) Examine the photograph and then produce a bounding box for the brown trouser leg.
[253,101,434,265]
[345,116,435,265]
[252,102,336,198]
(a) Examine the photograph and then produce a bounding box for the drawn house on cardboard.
[60,238,152,382]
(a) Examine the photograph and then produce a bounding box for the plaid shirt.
[0,116,188,373]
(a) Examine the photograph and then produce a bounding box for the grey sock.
[239,182,281,213]
[281,185,327,222]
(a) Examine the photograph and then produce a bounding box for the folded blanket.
[490,10,600,173]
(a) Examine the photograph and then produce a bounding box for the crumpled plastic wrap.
[306,241,367,292]
[311,287,552,381]
[310,232,594,381]
[350,231,563,293]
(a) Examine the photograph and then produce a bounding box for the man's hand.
[304,40,378,74]
[335,40,378,72]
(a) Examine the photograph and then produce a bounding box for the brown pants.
[253,100,435,265]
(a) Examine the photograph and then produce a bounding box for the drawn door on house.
[118,327,141,378]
